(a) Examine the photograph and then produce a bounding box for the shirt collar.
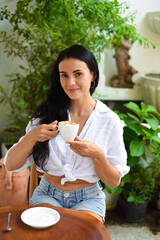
[67,100,110,119]
[94,100,110,116]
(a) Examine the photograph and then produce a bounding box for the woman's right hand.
[27,120,59,143]
[5,120,59,171]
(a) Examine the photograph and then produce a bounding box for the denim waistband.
[31,177,106,221]
[41,177,102,199]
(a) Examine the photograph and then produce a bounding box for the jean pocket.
[34,178,49,195]
[86,188,104,200]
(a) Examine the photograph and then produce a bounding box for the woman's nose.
[68,76,76,86]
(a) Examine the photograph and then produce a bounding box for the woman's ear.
[90,80,95,89]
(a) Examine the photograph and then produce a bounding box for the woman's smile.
[68,88,79,94]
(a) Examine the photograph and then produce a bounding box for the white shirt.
[4,100,130,185]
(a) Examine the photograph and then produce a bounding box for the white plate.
[21,207,60,229]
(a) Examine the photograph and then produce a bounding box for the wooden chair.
[29,164,43,202]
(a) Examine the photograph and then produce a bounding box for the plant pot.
[118,194,148,223]
[1,128,22,147]
[0,158,30,206]
[141,73,160,112]
[103,189,119,210]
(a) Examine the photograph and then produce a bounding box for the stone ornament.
[110,37,138,88]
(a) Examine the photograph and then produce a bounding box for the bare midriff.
[43,173,95,191]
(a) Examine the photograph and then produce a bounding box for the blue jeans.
[30,177,106,221]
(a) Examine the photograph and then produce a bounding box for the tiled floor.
[107,225,160,240]
[105,204,160,240]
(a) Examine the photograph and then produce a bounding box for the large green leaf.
[127,113,140,122]
[127,156,139,167]
[124,114,140,126]
[143,113,159,130]
[130,139,144,157]
[150,135,160,144]
[122,172,131,183]
[124,102,141,117]
[123,127,137,142]
[104,184,121,195]
[128,124,144,135]
[141,102,160,116]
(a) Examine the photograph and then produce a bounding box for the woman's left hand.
[67,136,101,158]
[68,136,121,188]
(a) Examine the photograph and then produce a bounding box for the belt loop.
[76,189,80,202]
[47,183,52,196]
[82,188,86,200]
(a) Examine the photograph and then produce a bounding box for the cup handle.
[55,125,59,132]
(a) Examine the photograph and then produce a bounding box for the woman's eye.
[61,74,67,78]
[76,72,82,77]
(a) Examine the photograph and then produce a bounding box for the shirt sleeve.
[3,119,38,172]
[106,115,130,178]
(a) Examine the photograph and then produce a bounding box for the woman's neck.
[69,97,96,118]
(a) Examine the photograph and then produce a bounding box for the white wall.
[104,0,160,86]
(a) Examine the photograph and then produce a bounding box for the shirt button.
[64,192,70,198]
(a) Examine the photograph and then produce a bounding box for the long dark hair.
[31,44,99,170]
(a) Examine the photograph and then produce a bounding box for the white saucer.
[21,207,60,229]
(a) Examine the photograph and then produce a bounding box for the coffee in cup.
[58,121,79,141]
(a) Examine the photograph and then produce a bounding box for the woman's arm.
[6,121,58,171]
[67,136,121,188]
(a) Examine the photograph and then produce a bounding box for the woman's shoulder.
[96,100,120,120]
[25,118,40,133]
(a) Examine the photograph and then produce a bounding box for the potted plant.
[118,166,156,222]
[103,184,121,211]
[0,0,155,147]
[116,102,160,222]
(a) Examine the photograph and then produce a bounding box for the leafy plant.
[116,102,160,203]
[0,0,156,141]
[105,184,121,195]
[122,166,155,203]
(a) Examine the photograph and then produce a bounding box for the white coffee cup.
[58,121,79,141]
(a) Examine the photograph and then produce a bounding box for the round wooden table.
[0,204,111,240]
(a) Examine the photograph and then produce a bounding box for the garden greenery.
[0,0,156,138]
[118,102,160,203]
[105,102,160,203]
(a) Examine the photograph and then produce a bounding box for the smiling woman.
[59,58,94,101]
[3,45,129,223]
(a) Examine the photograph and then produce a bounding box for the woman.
[4,44,130,223]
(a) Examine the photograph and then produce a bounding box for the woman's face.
[59,58,94,101]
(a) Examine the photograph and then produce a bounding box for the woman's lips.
[68,88,79,93]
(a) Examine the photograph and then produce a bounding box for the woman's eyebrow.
[73,69,82,73]
[60,69,82,74]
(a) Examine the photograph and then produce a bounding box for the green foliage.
[122,166,155,203]
[121,102,160,161]
[0,1,156,139]
[116,102,160,203]
[105,184,121,195]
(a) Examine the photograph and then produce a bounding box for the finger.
[47,127,59,136]
[46,124,58,132]
[50,120,58,125]
[69,142,85,149]
[40,127,57,138]
[67,136,84,144]
[69,145,85,155]
[69,145,81,155]
[75,136,85,142]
